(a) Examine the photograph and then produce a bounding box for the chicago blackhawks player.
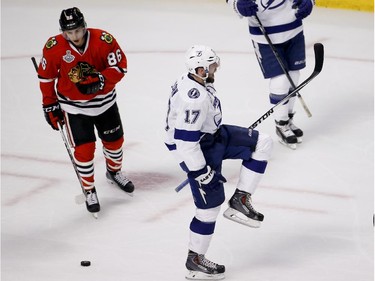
[37,7,134,215]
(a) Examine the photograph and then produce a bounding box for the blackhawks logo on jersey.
[68,62,97,83]
[45,37,57,49]
[100,32,113,44]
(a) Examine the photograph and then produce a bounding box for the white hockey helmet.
[185,45,220,77]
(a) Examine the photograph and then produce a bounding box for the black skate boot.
[185,250,225,280]
[275,120,298,150]
[288,113,303,143]
[106,170,134,195]
[223,189,264,228]
[85,187,100,215]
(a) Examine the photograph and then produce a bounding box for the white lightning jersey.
[164,73,222,171]
[228,0,312,44]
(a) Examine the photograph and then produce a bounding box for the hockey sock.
[102,137,124,172]
[74,142,96,190]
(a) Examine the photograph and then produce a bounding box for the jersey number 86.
[107,49,122,66]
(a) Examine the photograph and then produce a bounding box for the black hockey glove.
[76,72,105,95]
[188,166,227,191]
[43,102,64,131]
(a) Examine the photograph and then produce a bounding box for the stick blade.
[313,43,324,72]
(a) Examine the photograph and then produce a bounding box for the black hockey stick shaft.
[57,122,87,202]
[31,57,87,203]
[254,15,312,118]
[249,43,323,130]
[175,43,324,193]
[31,56,38,72]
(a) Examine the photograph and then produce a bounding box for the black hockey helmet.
[59,7,86,31]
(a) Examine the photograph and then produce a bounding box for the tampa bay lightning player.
[164,45,273,280]
[227,0,315,149]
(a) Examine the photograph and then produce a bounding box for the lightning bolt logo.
[260,0,286,11]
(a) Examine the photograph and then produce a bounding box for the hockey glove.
[188,166,227,191]
[236,0,258,17]
[293,0,313,20]
[43,102,64,131]
[76,72,105,95]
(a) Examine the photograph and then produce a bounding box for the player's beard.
[206,73,215,83]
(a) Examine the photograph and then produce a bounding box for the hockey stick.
[57,122,87,205]
[175,43,324,192]
[174,178,189,193]
[254,15,312,118]
[249,43,323,128]
[31,57,87,205]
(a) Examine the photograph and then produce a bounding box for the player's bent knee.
[74,142,96,162]
[102,136,124,151]
[269,74,290,94]
[253,133,273,161]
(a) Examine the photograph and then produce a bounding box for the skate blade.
[92,212,98,219]
[278,138,297,150]
[297,137,303,143]
[223,207,261,228]
[106,179,134,197]
[186,270,225,280]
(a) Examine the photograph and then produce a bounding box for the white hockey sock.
[237,166,263,195]
[188,207,220,254]
[274,101,289,122]
[188,231,213,255]
[288,95,297,115]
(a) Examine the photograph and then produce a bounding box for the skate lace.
[244,194,257,212]
[113,172,130,186]
[278,123,295,137]
[86,191,98,205]
[198,255,218,269]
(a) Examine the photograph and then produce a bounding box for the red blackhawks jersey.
[38,28,127,116]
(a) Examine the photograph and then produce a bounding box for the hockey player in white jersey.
[164,45,273,280]
[227,0,315,149]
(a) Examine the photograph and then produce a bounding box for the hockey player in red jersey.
[37,7,134,215]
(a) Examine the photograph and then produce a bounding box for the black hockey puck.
[81,260,91,267]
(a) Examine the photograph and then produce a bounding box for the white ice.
[1,1,374,280]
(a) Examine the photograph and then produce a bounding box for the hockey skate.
[288,113,303,143]
[223,189,264,228]
[185,250,225,280]
[275,120,298,150]
[106,170,134,196]
[85,187,100,218]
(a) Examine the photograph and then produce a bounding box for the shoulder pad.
[45,36,58,50]
[100,31,114,44]
[87,28,115,44]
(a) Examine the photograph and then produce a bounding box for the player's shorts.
[65,102,123,147]
[182,124,259,209]
[252,31,306,79]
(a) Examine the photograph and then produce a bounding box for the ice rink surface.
[1,1,374,280]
